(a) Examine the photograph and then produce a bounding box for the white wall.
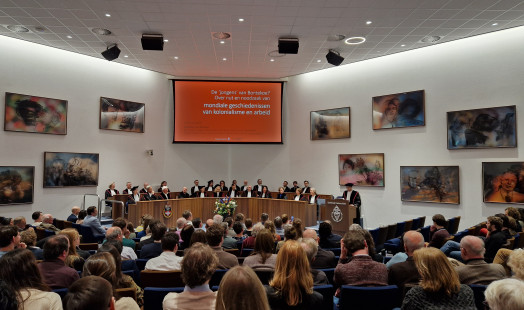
[286,26,524,230]
[1,26,523,231]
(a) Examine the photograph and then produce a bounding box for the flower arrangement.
[214,196,237,217]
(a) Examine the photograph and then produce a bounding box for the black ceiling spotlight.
[326,49,344,66]
[278,38,299,54]
[141,34,164,51]
[101,44,121,61]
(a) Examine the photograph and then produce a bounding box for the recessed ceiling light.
[492,22,498,26]
[220,40,225,44]
[366,21,372,25]
[174,56,179,59]
[124,55,128,58]
[91,28,112,35]
[327,34,346,41]
[238,18,244,22]
[345,36,366,45]
[66,35,72,39]
[316,60,321,63]
[222,57,227,61]
[164,39,168,42]
[401,44,406,47]
[419,35,441,43]
[6,25,29,32]
[105,13,111,17]
[270,59,274,62]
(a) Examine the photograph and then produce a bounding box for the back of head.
[86,206,96,215]
[192,218,202,228]
[485,278,524,310]
[59,228,80,256]
[413,247,460,296]
[261,213,269,222]
[245,218,253,229]
[318,221,332,239]
[0,248,48,293]
[342,230,366,255]
[180,225,194,245]
[20,229,37,247]
[403,231,425,254]
[63,276,113,310]
[292,218,303,238]
[205,224,223,246]
[506,207,521,221]
[78,210,87,220]
[176,217,186,229]
[112,218,127,230]
[271,240,313,306]
[31,211,42,221]
[43,235,69,261]
[162,232,180,252]
[254,229,275,256]
[150,221,167,241]
[82,252,117,287]
[190,230,207,246]
[251,223,264,237]
[495,213,510,228]
[264,220,276,234]
[508,248,524,280]
[459,236,485,258]
[432,214,446,227]
[0,226,18,248]
[105,227,122,241]
[233,221,243,234]
[0,278,18,310]
[284,226,298,241]
[300,237,318,263]
[274,217,282,229]
[216,266,269,310]
[488,216,503,231]
[181,243,218,288]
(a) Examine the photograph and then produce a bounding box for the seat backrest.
[403,219,413,232]
[144,287,184,310]
[368,228,380,246]
[468,284,487,310]
[63,221,73,229]
[385,224,398,241]
[55,219,65,230]
[339,285,401,310]
[450,216,461,235]
[395,222,406,237]
[411,218,420,230]
[116,287,136,301]
[313,285,335,310]
[136,259,149,271]
[254,269,274,285]
[140,270,184,288]
[240,248,253,257]
[78,243,99,251]
[52,288,68,299]
[35,227,47,241]
[224,248,239,256]
[376,226,389,247]
[209,269,229,287]
[419,225,431,242]
[317,268,335,285]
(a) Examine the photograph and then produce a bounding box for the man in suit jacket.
[303,229,337,269]
[140,182,149,194]
[252,179,264,193]
[242,186,256,198]
[282,181,291,192]
[178,187,190,199]
[190,180,203,195]
[290,181,300,193]
[342,183,361,224]
[143,186,159,201]
[302,180,311,193]
[122,182,133,195]
[228,184,239,197]
[241,180,249,191]
[455,236,506,285]
[388,231,425,290]
[159,187,171,200]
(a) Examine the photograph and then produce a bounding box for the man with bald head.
[455,236,506,285]
[388,231,425,289]
[105,226,137,260]
[67,206,81,223]
[303,228,336,268]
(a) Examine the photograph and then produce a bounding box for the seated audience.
[39,214,60,233]
[232,221,247,241]
[275,226,299,253]
[484,278,524,310]
[76,210,87,224]
[300,237,329,285]
[427,214,450,248]
[0,226,26,258]
[506,206,523,232]
[138,219,160,247]
[348,225,383,263]
[32,211,43,226]
[206,224,239,269]
[334,230,388,293]
[264,220,281,242]
[485,216,508,263]
[189,229,207,247]
[401,247,475,310]
[266,240,323,309]
[242,223,264,249]
[145,232,183,271]
[0,249,62,310]
[274,216,284,235]
[83,206,106,236]
[508,248,524,280]
[20,229,43,260]
[112,218,136,250]
[106,227,137,260]
[221,222,237,249]
[292,218,303,239]
[388,231,424,290]
[303,229,336,269]
[179,224,195,250]
[244,218,254,236]
[140,222,167,259]
[13,216,31,231]
[454,236,506,285]
[59,228,85,271]
[83,252,143,309]
[38,235,79,288]
[136,214,153,235]
[66,206,80,223]
[216,266,270,310]
[163,243,218,310]
[0,278,18,310]
[127,222,136,239]
[318,221,342,249]
[243,229,277,270]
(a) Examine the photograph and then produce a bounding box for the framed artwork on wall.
[447,105,516,149]
[100,97,145,133]
[310,107,350,140]
[372,90,425,130]
[400,166,460,204]
[338,153,384,187]
[483,162,524,204]
[0,166,34,205]
[4,92,67,135]
[43,152,99,187]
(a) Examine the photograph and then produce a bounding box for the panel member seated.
[206,180,214,192]
[242,186,256,198]
[228,184,239,198]
[128,186,141,204]
[157,181,170,193]
[282,181,291,192]
[213,186,225,198]
[294,188,305,201]
[259,186,271,199]
[178,187,190,199]
[194,186,207,198]
[276,187,287,199]
[160,186,171,200]
[143,186,159,201]
[308,188,318,204]
[190,180,203,195]
[290,181,300,193]
[214,180,228,192]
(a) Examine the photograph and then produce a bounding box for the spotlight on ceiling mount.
[141,34,164,51]
[101,44,121,61]
[278,38,299,54]
[326,49,344,66]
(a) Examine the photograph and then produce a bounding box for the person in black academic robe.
[342,183,362,224]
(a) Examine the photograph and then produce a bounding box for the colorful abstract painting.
[338,153,384,187]
[44,152,99,187]
[311,107,350,140]
[400,166,460,204]
[483,162,524,204]
[0,166,34,205]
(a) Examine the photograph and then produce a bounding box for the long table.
[126,197,316,228]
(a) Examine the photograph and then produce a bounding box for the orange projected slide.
[173,80,283,143]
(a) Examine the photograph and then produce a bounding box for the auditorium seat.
[403,219,413,232]
[144,287,183,310]
[52,288,68,299]
[313,285,335,310]
[339,285,401,310]
[254,269,274,285]
[368,228,380,246]
[385,224,398,241]
[240,248,253,257]
[78,243,98,251]
[375,226,389,251]
[136,258,149,271]
[468,284,487,310]
[209,269,228,287]
[395,222,406,238]
[140,270,184,288]
[115,287,137,301]
[317,268,335,285]
[419,225,431,242]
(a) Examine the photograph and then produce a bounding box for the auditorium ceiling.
[1,0,523,78]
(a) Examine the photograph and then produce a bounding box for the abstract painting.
[100,97,145,133]
[338,153,384,187]
[400,166,460,204]
[44,152,99,187]
[4,92,67,134]
[447,105,516,149]
[483,162,524,204]
[0,166,34,205]
[372,90,425,130]
[311,107,350,140]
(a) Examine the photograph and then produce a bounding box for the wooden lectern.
[321,199,356,236]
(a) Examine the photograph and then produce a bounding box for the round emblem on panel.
[163,205,172,218]
[331,206,343,223]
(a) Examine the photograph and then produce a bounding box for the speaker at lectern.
[321,199,356,236]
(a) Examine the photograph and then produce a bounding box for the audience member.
[454,236,506,285]
[232,221,246,241]
[274,216,284,235]
[508,248,524,280]
[275,225,299,253]
[259,213,269,226]
[145,232,183,271]
[127,222,136,239]
[20,229,43,260]
[292,218,303,238]
[140,222,166,259]
[318,221,342,249]
[264,220,281,242]
[244,218,254,236]
[189,229,207,247]
[163,243,218,310]
[484,216,508,263]
[39,214,60,233]
[302,228,336,269]
[401,247,475,310]
[138,219,159,247]
[206,224,239,269]
[242,223,264,249]
[66,206,81,223]
[506,206,523,232]
[192,217,203,230]
[266,240,322,309]
[0,278,18,310]
[83,206,106,236]
[13,216,30,231]
[112,218,135,250]
[0,249,62,310]
[388,231,425,290]
[484,278,524,310]
[76,210,87,224]
[180,224,195,250]
[105,227,137,260]
[32,211,43,226]
[427,214,450,248]
[216,265,270,310]
[59,228,85,271]
[243,229,277,270]
[300,237,329,285]
[0,225,25,257]
[38,235,79,288]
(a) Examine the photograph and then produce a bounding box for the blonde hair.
[508,249,524,280]
[59,228,80,257]
[485,278,524,310]
[216,266,269,310]
[270,240,313,306]
[413,247,460,296]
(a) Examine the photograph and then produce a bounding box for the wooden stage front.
[124,198,316,228]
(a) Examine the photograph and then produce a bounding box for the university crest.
[331,206,343,223]
[163,205,172,218]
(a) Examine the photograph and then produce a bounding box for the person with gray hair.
[105,226,137,260]
[454,235,506,285]
[39,214,60,233]
[300,237,328,285]
[213,214,223,225]
[242,223,264,249]
[303,228,336,269]
[484,278,524,310]
[388,231,425,290]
